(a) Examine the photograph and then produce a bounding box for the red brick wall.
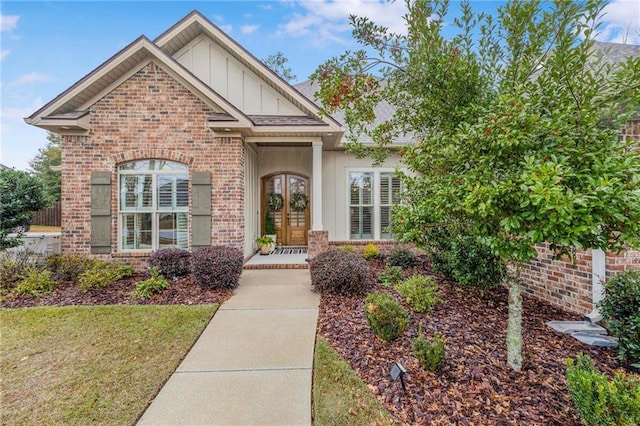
[60,62,244,270]
[521,245,594,315]
[521,118,640,314]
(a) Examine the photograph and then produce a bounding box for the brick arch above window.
[113,149,195,167]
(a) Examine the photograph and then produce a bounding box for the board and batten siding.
[322,151,402,241]
[244,144,259,257]
[174,34,302,116]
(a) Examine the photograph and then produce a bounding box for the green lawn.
[314,336,399,425]
[0,305,217,425]
[1,305,393,425]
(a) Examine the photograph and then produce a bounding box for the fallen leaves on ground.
[318,258,631,425]
[1,275,232,308]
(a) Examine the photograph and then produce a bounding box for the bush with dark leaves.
[310,249,369,296]
[388,247,418,268]
[148,248,191,279]
[191,246,243,290]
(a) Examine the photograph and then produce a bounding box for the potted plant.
[256,235,274,255]
[264,212,277,246]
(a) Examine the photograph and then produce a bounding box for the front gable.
[175,35,301,116]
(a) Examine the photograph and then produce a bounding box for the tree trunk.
[505,260,523,371]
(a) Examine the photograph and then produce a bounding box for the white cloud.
[1,14,19,32]
[241,24,259,34]
[597,0,640,44]
[1,49,10,61]
[6,72,52,89]
[277,0,407,47]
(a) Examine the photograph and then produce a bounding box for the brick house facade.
[26,11,639,317]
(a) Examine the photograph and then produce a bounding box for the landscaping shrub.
[424,227,504,290]
[46,254,96,281]
[566,353,640,426]
[395,274,442,313]
[133,267,170,299]
[388,247,418,268]
[424,227,456,279]
[14,268,56,297]
[191,245,243,290]
[310,249,369,296]
[413,332,446,372]
[336,244,356,253]
[1,248,47,290]
[148,248,191,279]
[364,292,409,342]
[379,265,404,287]
[78,261,133,293]
[597,270,640,364]
[362,243,380,261]
[449,235,505,290]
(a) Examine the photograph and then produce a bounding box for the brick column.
[307,230,329,259]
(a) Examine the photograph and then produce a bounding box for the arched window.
[118,159,188,251]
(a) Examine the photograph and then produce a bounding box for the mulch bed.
[3,260,634,425]
[317,259,632,425]
[0,275,233,308]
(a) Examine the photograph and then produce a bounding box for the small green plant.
[364,292,409,342]
[388,247,418,268]
[413,329,446,372]
[133,267,169,299]
[255,235,274,246]
[566,353,640,426]
[598,270,640,364]
[336,244,356,253]
[395,274,442,313]
[14,268,56,297]
[378,265,404,287]
[264,211,276,235]
[1,248,47,290]
[78,261,133,293]
[46,254,97,281]
[362,243,380,260]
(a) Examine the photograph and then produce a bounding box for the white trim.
[312,141,323,230]
[345,167,399,240]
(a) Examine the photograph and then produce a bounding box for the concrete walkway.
[137,269,320,426]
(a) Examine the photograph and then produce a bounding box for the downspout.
[584,248,606,323]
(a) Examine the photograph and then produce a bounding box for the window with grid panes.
[380,172,401,238]
[118,160,188,251]
[349,172,374,239]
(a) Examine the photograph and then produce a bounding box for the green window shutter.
[192,171,211,249]
[91,171,112,254]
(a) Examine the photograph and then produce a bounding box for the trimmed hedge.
[310,249,369,296]
[191,246,243,290]
[148,248,191,279]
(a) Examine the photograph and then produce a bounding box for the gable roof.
[25,11,343,145]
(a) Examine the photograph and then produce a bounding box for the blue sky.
[1,0,639,171]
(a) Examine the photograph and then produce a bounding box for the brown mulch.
[0,275,233,309]
[2,260,634,425]
[317,259,631,425]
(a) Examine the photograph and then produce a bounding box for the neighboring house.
[25,11,404,271]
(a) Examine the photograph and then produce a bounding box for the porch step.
[243,263,309,270]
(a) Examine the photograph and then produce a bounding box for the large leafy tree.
[29,131,61,202]
[312,0,640,371]
[0,168,49,249]
[263,51,297,82]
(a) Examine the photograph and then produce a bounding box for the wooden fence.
[31,201,61,227]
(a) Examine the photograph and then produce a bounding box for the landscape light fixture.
[390,361,407,393]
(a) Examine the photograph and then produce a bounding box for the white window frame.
[346,168,402,240]
[117,160,189,252]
